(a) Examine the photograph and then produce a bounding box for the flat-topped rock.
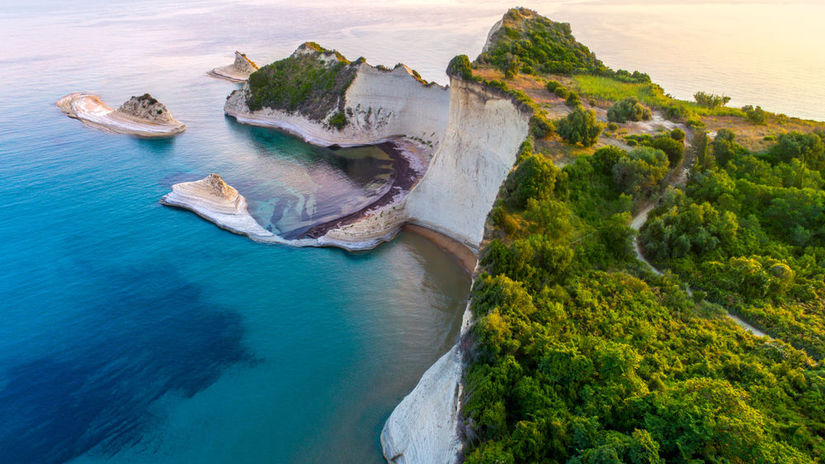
[57,92,185,137]
[209,51,259,83]
[161,173,274,239]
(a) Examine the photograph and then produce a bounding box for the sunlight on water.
[0,1,823,463]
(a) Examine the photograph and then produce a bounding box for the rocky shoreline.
[57,92,185,137]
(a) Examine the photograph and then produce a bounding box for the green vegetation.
[556,107,604,147]
[694,91,732,109]
[246,43,358,121]
[328,111,347,130]
[467,132,825,463]
[478,8,649,82]
[607,97,652,123]
[447,54,479,82]
[641,130,825,358]
[744,105,768,124]
[463,10,825,463]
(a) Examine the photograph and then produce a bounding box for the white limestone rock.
[57,92,185,137]
[160,173,274,240]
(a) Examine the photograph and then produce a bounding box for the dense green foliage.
[641,130,825,359]
[467,136,825,463]
[556,107,604,147]
[246,43,357,119]
[607,97,652,123]
[447,54,478,81]
[478,8,649,82]
[463,9,825,464]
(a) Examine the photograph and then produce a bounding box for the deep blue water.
[0,2,473,463]
[3,1,824,463]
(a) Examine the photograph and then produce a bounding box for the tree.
[506,154,563,208]
[651,136,684,167]
[742,105,767,124]
[612,147,669,197]
[557,107,605,147]
[607,97,652,123]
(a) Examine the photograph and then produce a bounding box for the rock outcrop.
[224,44,530,255]
[160,173,274,239]
[209,51,259,83]
[224,43,449,148]
[117,93,176,124]
[57,92,185,137]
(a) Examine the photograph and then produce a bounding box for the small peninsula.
[208,51,259,83]
[160,173,273,240]
[57,92,185,137]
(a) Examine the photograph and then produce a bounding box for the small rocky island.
[209,51,259,82]
[57,92,185,137]
[161,173,274,240]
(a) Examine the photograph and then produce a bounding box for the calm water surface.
[1,1,823,463]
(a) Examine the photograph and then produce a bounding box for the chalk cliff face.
[404,78,531,250]
[233,51,258,74]
[224,45,449,148]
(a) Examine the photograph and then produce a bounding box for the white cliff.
[381,297,474,464]
[225,62,449,148]
[404,78,530,250]
[209,51,259,83]
[57,92,185,137]
[160,173,274,240]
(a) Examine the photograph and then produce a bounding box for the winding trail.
[629,127,769,339]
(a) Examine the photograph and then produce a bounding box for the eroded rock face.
[200,173,237,201]
[233,51,258,74]
[117,94,175,123]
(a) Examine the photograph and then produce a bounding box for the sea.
[1,1,823,463]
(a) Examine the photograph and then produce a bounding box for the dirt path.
[629,124,770,338]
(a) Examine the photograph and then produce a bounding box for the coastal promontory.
[160,173,273,240]
[57,92,186,137]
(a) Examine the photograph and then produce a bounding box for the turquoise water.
[0,3,471,463]
[3,1,824,463]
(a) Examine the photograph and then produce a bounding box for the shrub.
[612,146,669,196]
[447,54,476,81]
[554,86,569,99]
[607,97,652,123]
[565,92,581,107]
[505,154,562,208]
[557,107,604,147]
[670,128,685,141]
[651,136,685,167]
[546,80,563,92]
[694,91,731,109]
[607,122,619,131]
[328,111,347,130]
[591,145,627,175]
[530,113,555,139]
[742,105,767,125]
